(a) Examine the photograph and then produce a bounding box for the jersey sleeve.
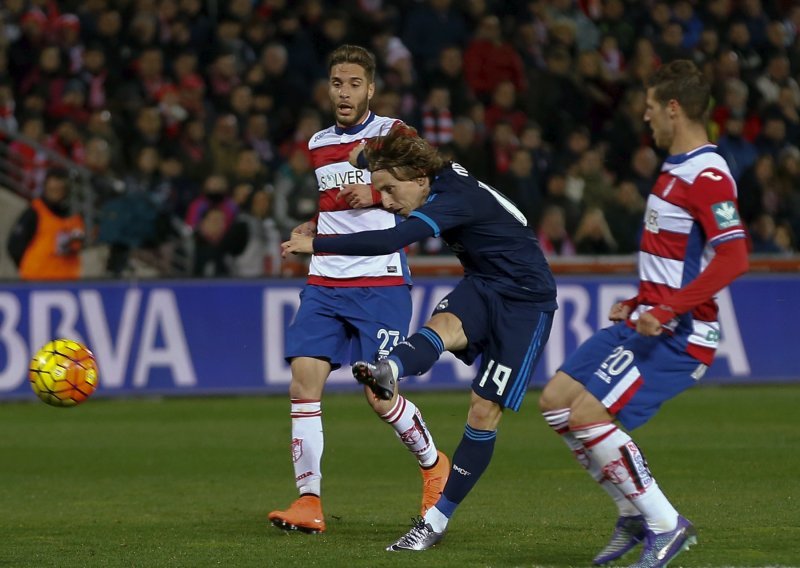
[313,216,434,256]
[687,168,746,247]
[408,191,474,237]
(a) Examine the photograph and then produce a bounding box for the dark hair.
[45,167,70,183]
[646,59,711,122]
[364,124,447,180]
[327,44,376,83]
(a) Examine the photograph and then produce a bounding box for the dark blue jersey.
[313,162,557,309]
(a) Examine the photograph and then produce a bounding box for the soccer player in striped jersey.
[539,60,749,567]
[282,123,557,551]
[268,45,448,535]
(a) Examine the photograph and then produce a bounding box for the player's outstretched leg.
[386,516,446,551]
[627,515,697,568]
[572,422,696,567]
[542,408,645,564]
[268,495,326,534]
[352,360,396,400]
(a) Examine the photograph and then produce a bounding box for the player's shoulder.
[431,162,474,192]
[308,126,337,150]
[666,145,734,187]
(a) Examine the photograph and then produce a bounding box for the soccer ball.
[29,339,99,407]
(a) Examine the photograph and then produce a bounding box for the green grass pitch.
[1,385,798,567]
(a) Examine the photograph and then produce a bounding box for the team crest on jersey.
[711,201,741,229]
[291,438,303,463]
[644,208,659,233]
[435,299,449,312]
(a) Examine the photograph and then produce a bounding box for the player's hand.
[292,220,317,237]
[339,184,373,208]
[635,311,663,336]
[609,302,633,322]
[348,141,366,167]
[281,234,314,258]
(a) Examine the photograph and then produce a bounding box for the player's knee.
[538,380,560,413]
[467,395,502,430]
[567,393,612,430]
[539,371,583,414]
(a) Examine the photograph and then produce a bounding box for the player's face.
[372,170,429,217]
[644,87,675,150]
[329,63,374,128]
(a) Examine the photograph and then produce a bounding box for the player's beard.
[336,96,370,128]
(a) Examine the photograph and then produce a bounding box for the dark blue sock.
[387,327,444,377]
[437,424,497,518]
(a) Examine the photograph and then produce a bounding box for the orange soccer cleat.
[420,451,450,515]
[268,495,326,534]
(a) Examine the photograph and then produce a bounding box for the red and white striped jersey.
[632,145,746,364]
[307,112,409,287]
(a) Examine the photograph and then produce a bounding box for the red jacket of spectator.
[463,39,526,100]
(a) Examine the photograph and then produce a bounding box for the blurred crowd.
[2,0,800,278]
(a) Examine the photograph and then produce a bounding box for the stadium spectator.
[604,88,649,177]
[44,119,85,165]
[228,188,281,277]
[419,84,454,147]
[573,207,617,254]
[727,19,763,83]
[177,116,213,184]
[539,59,749,568]
[272,147,318,239]
[208,113,243,181]
[716,114,759,181]
[737,153,776,225]
[463,14,526,103]
[483,80,527,136]
[7,168,85,280]
[710,78,762,142]
[605,179,646,254]
[0,79,18,133]
[525,46,585,146]
[495,147,543,226]
[537,204,576,257]
[8,116,47,196]
[750,211,786,253]
[439,116,490,182]
[268,45,448,537]
[519,121,553,191]
[596,0,637,58]
[402,0,469,77]
[423,45,475,118]
[754,52,800,108]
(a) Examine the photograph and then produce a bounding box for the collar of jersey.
[664,144,718,166]
[334,111,375,135]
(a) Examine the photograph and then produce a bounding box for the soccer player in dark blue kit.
[282,123,557,551]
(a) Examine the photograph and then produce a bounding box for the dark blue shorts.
[285,285,411,370]
[433,278,554,411]
[559,323,707,430]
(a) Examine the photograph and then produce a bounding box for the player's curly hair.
[647,59,711,122]
[363,123,447,181]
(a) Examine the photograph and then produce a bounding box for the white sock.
[381,395,438,467]
[424,505,449,533]
[290,398,323,497]
[574,422,679,532]
[542,409,639,517]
